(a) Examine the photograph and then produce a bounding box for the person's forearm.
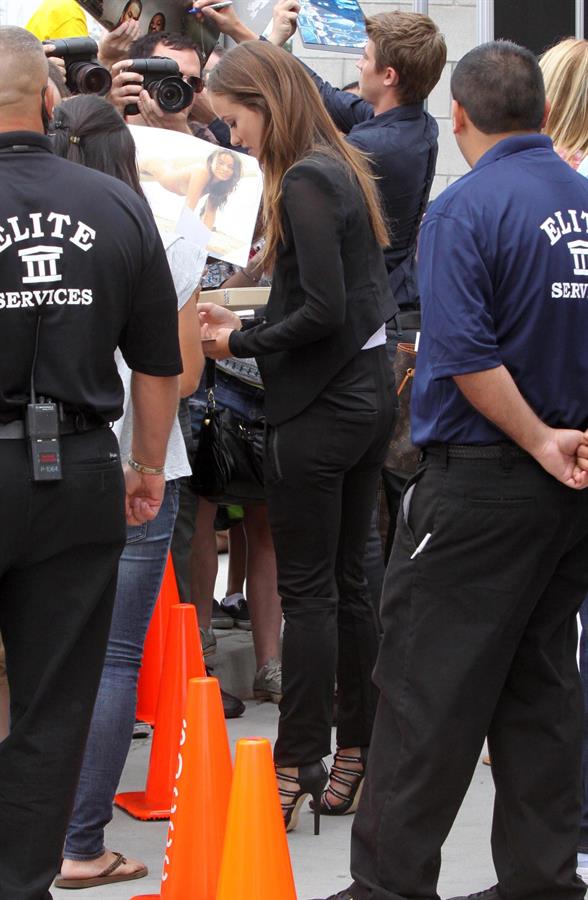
[130,372,180,467]
[178,291,204,397]
[224,20,257,41]
[453,365,550,455]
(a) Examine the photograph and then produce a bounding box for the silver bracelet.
[127,456,165,476]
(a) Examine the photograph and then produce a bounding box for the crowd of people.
[0,1,588,899]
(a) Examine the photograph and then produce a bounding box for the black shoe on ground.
[307,891,353,900]
[211,598,234,629]
[447,889,500,900]
[221,686,245,719]
[220,594,251,631]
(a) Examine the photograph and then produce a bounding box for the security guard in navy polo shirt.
[313,42,588,900]
[0,27,182,900]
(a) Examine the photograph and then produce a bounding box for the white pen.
[410,532,431,560]
[188,1,232,11]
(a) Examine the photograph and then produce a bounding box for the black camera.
[44,37,112,96]
[124,57,194,117]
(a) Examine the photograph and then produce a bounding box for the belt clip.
[500,443,514,471]
[439,444,448,470]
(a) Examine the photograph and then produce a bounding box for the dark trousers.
[0,429,126,900]
[266,347,396,766]
[351,450,588,900]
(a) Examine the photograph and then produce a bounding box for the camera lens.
[67,61,112,96]
[151,76,193,113]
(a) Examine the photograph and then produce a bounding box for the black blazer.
[228,152,393,426]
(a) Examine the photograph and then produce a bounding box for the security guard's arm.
[125,372,180,524]
[454,366,588,491]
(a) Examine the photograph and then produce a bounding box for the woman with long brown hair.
[199,39,396,834]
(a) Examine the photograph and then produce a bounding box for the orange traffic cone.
[132,677,233,900]
[136,555,179,725]
[216,738,298,900]
[115,604,205,819]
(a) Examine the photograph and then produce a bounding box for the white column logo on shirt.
[567,240,588,277]
[18,246,64,284]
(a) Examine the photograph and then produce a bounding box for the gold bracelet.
[127,456,165,476]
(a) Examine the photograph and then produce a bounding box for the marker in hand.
[188,1,232,12]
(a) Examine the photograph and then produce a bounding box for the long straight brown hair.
[208,40,390,269]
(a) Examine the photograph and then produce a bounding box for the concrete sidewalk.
[55,634,499,900]
[51,548,582,899]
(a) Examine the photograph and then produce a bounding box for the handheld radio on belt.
[26,315,62,481]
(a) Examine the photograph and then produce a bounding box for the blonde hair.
[208,40,389,269]
[540,38,588,158]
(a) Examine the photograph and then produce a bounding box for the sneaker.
[132,720,151,740]
[253,657,282,703]
[220,593,251,631]
[578,852,588,884]
[199,625,217,657]
[211,599,234,630]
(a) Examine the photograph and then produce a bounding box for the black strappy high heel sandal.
[312,747,368,816]
[277,760,328,834]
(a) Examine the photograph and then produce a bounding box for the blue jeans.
[580,597,588,853]
[63,480,179,860]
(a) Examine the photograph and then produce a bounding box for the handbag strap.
[204,358,216,410]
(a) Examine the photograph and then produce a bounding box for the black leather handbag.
[191,360,265,505]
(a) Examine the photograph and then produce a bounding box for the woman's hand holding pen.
[198,302,241,359]
[201,326,234,359]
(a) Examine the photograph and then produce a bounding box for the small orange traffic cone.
[132,677,232,900]
[115,604,205,819]
[136,555,179,725]
[216,738,298,900]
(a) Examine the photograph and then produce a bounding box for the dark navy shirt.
[412,134,588,446]
[301,70,437,313]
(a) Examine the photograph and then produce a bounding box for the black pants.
[0,429,126,900]
[350,450,588,900]
[266,347,396,766]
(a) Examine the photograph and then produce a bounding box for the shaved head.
[0,27,49,128]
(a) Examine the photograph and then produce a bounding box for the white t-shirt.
[112,233,198,481]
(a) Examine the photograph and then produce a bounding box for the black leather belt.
[0,414,107,440]
[423,442,528,460]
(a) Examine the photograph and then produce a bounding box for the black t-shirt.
[0,131,182,424]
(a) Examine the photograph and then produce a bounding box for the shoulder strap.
[204,358,216,391]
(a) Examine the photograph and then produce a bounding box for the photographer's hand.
[98,20,140,69]
[43,43,66,78]
[191,0,256,42]
[107,59,143,114]
[136,89,193,133]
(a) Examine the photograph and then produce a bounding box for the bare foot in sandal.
[56,850,147,889]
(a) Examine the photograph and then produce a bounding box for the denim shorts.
[189,368,265,440]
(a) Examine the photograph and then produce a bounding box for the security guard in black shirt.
[0,27,182,900]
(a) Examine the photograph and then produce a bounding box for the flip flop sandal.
[54,852,148,889]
